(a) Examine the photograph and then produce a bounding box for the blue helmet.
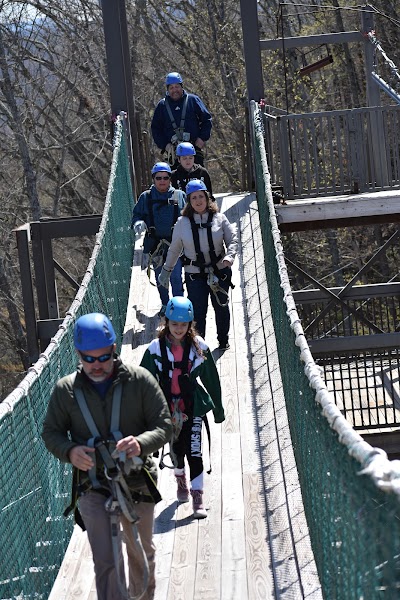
[166,72,183,86]
[176,142,196,157]
[165,297,194,322]
[186,179,208,196]
[74,313,116,351]
[151,162,172,175]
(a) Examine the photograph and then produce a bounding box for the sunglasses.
[79,351,113,364]
[154,176,170,181]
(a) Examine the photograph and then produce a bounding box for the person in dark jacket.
[131,161,186,317]
[151,72,212,166]
[140,297,225,519]
[42,313,172,600]
[171,142,213,196]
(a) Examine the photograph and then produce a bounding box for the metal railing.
[264,104,400,198]
[295,285,400,430]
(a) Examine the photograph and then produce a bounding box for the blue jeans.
[155,258,184,307]
[185,268,231,343]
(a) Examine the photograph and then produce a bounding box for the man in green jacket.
[42,313,172,600]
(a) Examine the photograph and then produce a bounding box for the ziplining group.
[133,70,237,350]
[41,71,238,600]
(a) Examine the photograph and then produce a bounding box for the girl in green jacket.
[140,296,225,518]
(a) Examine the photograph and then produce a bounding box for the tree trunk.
[0,28,42,221]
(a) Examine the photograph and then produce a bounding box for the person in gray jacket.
[159,180,237,350]
[42,313,172,600]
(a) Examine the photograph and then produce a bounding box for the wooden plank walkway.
[48,192,322,599]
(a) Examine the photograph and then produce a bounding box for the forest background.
[1,0,399,399]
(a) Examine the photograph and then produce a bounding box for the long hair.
[158,320,204,359]
[181,191,219,218]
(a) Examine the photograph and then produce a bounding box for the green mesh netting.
[252,103,400,599]
[0,117,134,599]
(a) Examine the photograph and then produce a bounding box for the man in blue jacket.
[131,162,185,317]
[151,72,212,166]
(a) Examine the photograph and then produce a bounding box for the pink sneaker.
[191,489,207,519]
[176,474,189,503]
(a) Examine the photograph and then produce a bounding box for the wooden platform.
[48,193,322,599]
[275,189,400,232]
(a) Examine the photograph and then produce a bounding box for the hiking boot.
[176,474,189,503]
[158,305,167,318]
[191,489,207,519]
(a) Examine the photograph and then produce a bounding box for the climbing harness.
[157,337,212,473]
[142,190,180,284]
[165,94,190,147]
[64,376,161,600]
[147,239,171,286]
[181,213,234,306]
[207,268,230,307]
[166,143,176,167]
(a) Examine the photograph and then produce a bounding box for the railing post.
[347,111,361,193]
[263,113,275,184]
[277,116,293,198]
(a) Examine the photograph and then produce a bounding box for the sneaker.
[191,489,207,519]
[158,305,167,318]
[176,474,189,503]
[218,341,230,351]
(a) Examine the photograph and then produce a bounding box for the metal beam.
[37,319,64,341]
[303,228,400,335]
[30,221,50,321]
[293,282,400,304]
[15,215,102,362]
[14,224,39,365]
[308,332,400,355]
[260,31,364,51]
[239,0,264,102]
[53,259,79,291]
[100,0,139,195]
[371,72,400,105]
[286,256,385,335]
[35,215,101,239]
[362,431,400,458]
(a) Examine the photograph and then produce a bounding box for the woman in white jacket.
[159,180,237,350]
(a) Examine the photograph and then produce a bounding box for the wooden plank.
[194,419,222,599]
[241,193,322,598]
[154,466,179,600]
[275,189,400,231]
[167,501,198,600]
[47,526,95,600]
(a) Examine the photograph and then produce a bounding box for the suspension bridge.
[1,105,400,599]
[3,1,400,598]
